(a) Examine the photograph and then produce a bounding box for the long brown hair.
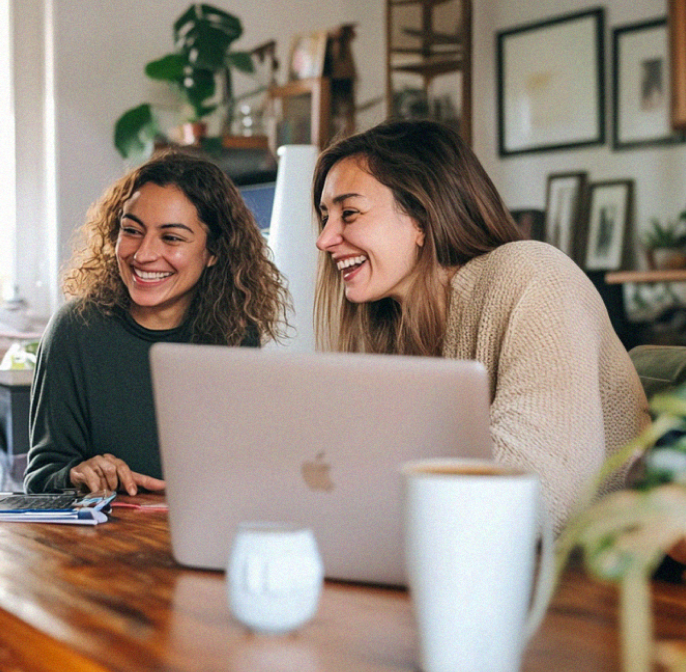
[313,119,522,355]
[62,150,290,345]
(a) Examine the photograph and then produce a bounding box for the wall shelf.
[605,269,686,284]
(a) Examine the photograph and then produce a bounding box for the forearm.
[23,453,76,493]
[490,398,604,536]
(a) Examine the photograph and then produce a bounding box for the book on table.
[0,490,116,524]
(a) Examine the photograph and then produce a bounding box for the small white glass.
[227,522,324,635]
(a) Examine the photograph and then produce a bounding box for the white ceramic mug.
[402,459,553,672]
[227,522,324,635]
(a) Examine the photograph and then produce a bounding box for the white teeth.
[336,255,367,271]
[134,269,172,280]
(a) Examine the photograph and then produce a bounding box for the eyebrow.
[121,213,194,233]
[320,192,363,209]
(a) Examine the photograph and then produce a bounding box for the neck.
[128,304,188,331]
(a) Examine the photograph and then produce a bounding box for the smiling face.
[115,182,217,330]
[315,156,425,304]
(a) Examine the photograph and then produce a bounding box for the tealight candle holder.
[227,522,324,635]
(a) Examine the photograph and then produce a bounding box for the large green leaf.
[187,22,232,70]
[651,383,686,417]
[226,51,255,74]
[181,67,217,120]
[145,53,186,82]
[113,104,157,159]
[174,4,242,41]
[173,4,243,71]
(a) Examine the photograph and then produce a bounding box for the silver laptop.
[150,344,492,585]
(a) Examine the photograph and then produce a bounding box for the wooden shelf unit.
[386,0,472,144]
[265,24,356,153]
[267,77,332,151]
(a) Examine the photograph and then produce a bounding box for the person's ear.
[206,252,218,268]
[415,223,425,248]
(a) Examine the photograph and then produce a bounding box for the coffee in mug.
[402,458,553,672]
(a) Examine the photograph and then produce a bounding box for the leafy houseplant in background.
[552,384,686,672]
[643,212,686,271]
[114,3,256,160]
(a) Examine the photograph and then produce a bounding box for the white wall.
[473,0,683,266]
[52,0,384,267]
[12,0,682,320]
[13,0,385,320]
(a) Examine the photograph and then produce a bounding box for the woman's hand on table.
[69,453,166,496]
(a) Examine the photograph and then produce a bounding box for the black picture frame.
[510,209,545,242]
[544,171,588,264]
[583,180,634,271]
[612,18,686,149]
[497,8,605,156]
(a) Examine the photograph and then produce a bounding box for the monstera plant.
[552,384,686,672]
[114,3,255,159]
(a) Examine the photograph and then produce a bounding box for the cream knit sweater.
[442,241,650,534]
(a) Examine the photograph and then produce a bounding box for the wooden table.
[0,494,684,672]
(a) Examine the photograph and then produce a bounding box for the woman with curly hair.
[25,151,289,495]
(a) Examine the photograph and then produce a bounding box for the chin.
[344,289,371,304]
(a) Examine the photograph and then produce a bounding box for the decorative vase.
[646,248,686,271]
[179,121,207,146]
[227,522,324,635]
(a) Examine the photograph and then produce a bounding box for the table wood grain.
[0,493,682,671]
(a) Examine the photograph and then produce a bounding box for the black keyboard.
[0,494,78,511]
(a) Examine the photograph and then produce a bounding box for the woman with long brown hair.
[25,150,290,495]
[314,118,649,534]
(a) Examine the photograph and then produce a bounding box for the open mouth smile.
[336,255,367,281]
[132,268,173,283]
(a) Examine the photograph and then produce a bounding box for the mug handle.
[523,498,555,641]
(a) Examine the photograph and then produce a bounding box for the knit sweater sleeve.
[488,263,613,534]
[444,242,649,534]
[24,303,91,493]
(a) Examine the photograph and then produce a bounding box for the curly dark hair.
[62,150,290,345]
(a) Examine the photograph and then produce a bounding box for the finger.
[116,466,139,497]
[70,465,106,494]
[97,457,124,492]
[132,472,166,492]
[69,466,96,492]
[100,454,138,495]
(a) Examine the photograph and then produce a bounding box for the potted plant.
[114,3,256,159]
[551,384,686,672]
[643,214,686,270]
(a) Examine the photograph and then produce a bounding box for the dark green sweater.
[24,300,257,493]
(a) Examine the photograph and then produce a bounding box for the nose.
[133,232,161,263]
[316,217,343,251]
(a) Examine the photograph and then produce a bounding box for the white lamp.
[267,145,319,352]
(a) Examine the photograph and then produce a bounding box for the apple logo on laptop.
[301,451,334,492]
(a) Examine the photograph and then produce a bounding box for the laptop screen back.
[150,344,492,585]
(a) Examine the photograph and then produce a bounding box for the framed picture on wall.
[613,18,686,149]
[584,180,634,271]
[288,31,328,81]
[496,8,605,156]
[544,171,588,263]
[669,0,686,129]
[510,209,545,241]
